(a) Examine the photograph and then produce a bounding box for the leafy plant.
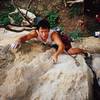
[59,24,64,32]
[0,15,10,26]
[67,29,83,41]
[5,4,15,13]
[9,13,23,25]
[0,4,15,26]
[45,10,59,28]
[1,3,15,14]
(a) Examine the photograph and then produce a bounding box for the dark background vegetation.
[0,0,100,39]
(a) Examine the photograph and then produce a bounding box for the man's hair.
[37,19,50,30]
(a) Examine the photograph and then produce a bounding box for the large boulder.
[0,49,54,99]
[72,36,100,53]
[0,30,94,100]
[0,48,93,100]
[92,54,100,78]
[30,54,93,100]
[0,45,15,68]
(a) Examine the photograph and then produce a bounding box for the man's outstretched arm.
[51,32,65,62]
[11,30,38,49]
[19,30,38,43]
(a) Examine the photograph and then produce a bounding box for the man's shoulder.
[50,29,58,35]
[31,29,37,33]
[29,29,38,37]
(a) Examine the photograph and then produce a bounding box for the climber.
[11,19,84,62]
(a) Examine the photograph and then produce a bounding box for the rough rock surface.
[0,29,94,100]
[30,54,93,100]
[92,54,100,78]
[72,36,100,53]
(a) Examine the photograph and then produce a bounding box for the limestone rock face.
[82,37,100,53]
[0,65,30,99]
[72,37,100,53]
[92,54,100,78]
[0,31,93,100]
[0,45,15,68]
[0,48,93,100]
[0,49,55,99]
[30,55,93,100]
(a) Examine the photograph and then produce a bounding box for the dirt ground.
[58,7,82,32]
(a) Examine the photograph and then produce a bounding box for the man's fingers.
[51,56,57,64]
[11,43,16,49]
[10,42,20,49]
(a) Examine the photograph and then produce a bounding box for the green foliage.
[9,13,23,25]
[68,4,83,18]
[67,29,83,41]
[0,15,10,26]
[59,24,64,32]
[45,10,59,28]
[5,4,15,13]
[1,4,15,14]
[0,4,15,26]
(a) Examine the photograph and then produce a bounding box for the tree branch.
[11,0,33,27]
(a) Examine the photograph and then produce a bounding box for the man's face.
[38,27,49,40]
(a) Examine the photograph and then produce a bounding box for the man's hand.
[11,41,21,49]
[51,53,58,63]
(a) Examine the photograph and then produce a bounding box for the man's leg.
[67,48,84,55]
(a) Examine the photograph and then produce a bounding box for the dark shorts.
[51,44,58,50]
[51,44,71,51]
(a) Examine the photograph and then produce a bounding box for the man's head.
[37,19,50,40]
[37,19,50,30]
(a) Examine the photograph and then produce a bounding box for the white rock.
[30,55,93,100]
[0,49,54,99]
[72,37,100,53]
[0,33,94,100]
[0,65,31,99]
[92,54,100,78]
